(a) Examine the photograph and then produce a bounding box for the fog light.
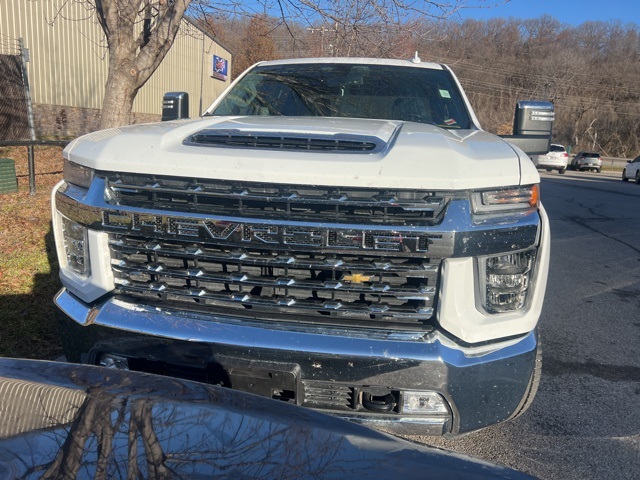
[98,354,129,370]
[479,250,535,313]
[61,215,90,277]
[400,391,448,414]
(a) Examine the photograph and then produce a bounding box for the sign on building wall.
[211,55,228,81]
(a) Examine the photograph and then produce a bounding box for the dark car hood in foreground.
[0,359,534,479]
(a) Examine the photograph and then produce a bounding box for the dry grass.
[0,145,64,359]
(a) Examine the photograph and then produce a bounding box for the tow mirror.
[162,92,189,121]
[500,101,554,155]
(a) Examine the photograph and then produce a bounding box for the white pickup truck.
[52,57,552,435]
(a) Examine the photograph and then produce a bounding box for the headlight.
[472,185,539,214]
[63,159,94,188]
[60,214,90,277]
[477,249,535,313]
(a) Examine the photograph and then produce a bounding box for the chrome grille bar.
[110,235,441,327]
[113,281,433,319]
[112,260,435,300]
[103,174,452,226]
[111,239,439,277]
[109,180,447,211]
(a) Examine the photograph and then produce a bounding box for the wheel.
[559,168,566,174]
[596,168,601,173]
[509,342,542,420]
[636,170,640,184]
[622,169,628,181]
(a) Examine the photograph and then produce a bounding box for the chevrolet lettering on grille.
[102,210,432,252]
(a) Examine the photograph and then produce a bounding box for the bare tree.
[233,15,279,77]
[90,0,192,129]
[410,16,639,156]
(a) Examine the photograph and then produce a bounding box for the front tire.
[622,169,628,181]
[559,168,566,174]
[636,171,640,184]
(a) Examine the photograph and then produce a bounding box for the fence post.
[19,38,37,195]
[27,144,35,193]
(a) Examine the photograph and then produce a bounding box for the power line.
[441,56,640,98]
[457,74,640,116]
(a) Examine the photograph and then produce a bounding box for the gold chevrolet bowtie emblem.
[343,273,371,284]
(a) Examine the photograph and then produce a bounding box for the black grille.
[302,381,354,411]
[110,236,441,330]
[103,174,451,226]
[184,129,381,152]
[115,362,377,414]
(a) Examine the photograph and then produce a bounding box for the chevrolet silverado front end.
[52,58,551,435]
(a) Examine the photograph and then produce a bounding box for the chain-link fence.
[0,33,58,194]
[0,33,30,141]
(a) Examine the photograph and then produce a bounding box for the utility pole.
[307,26,329,56]
[307,24,338,56]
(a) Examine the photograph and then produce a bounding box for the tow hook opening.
[361,390,397,413]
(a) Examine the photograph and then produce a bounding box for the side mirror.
[162,92,189,121]
[500,101,554,155]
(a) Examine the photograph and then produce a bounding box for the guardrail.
[0,140,69,195]
[600,157,631,169]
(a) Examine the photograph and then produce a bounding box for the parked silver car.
[622,155,640,183]
[531,143,568,173]
[571,152,602,172]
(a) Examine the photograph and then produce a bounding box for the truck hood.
[65,116,534,190]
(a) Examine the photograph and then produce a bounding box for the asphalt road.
[411,169,640,479]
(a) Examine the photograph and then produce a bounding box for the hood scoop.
[184,128,385,153]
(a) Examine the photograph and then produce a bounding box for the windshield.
[209,63,472,129]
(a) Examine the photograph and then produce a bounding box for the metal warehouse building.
[0,0,232,139]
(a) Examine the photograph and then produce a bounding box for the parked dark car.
[571,151,603,172]
[0,358,534,479]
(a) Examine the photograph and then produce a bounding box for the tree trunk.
[100,65,139,129]
[94,0,192,130]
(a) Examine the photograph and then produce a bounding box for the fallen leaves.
[0,146,63,358]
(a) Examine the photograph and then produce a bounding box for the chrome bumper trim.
[332,412,450,436]
[55,289,530,363]
[55,289,538,435]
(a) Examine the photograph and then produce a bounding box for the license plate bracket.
[207,355,302,404]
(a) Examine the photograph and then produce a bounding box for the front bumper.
[55,289,538,436]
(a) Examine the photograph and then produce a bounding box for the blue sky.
[456,0,640,26]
